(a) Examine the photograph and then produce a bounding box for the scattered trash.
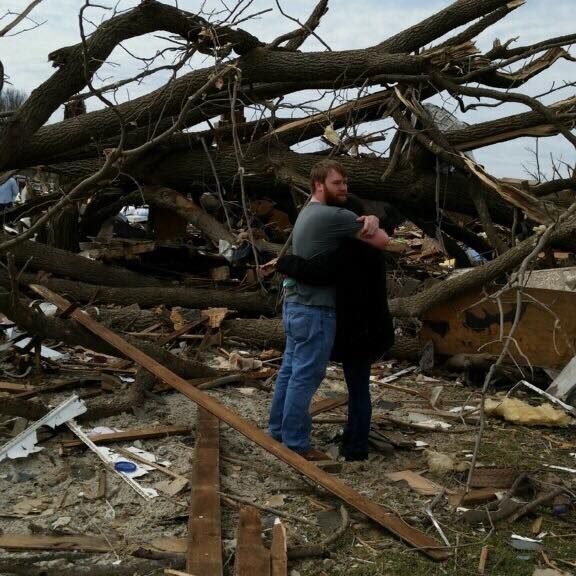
[52,516,72,529]
[228,352,263,371]
[155,477,189,496]
[0,395,86,461]
[484,397,574,427]
[543,464,576,474]
[518,379,576,417]
[533,568,573,576]
[264,494,286,508]
[66,420,159,500]
[547,354,576,402]
[385,470,444,496]
[114,461,138,473]
[424,490,450,547]
[469,467,521,489]
[425,450,469,475]
[408,413,452,430]
[509,534,543,552]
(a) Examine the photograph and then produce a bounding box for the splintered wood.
[31,285,449,561]
[270,521,288,576]
[187,408,222,576]
[234,507,270,576]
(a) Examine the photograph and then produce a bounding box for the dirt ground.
[1,349,575,576]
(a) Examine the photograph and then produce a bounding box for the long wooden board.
[0,382,33,394]
[60,425,191,449]
[234,506,270,576]
[0,534,187,555]
[187,408,222,575]
[0,534,113,553]
[31,285,449,561]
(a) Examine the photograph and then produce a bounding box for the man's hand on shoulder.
[355,214,390,250]
[356,214,379,238]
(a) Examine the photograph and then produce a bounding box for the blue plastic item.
[114,461,137,473]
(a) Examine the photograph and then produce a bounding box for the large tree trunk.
[223,318,421,360]
[47,202,80,252]
[1,235,162,287]
[1,271,275,315]
[0,289,219,379]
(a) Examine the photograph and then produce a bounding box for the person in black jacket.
[272,196,399,461]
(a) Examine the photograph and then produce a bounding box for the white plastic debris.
[66,420,158,500]
[14,338,68,360]
[448,405,478,414]
[88,426,121,436]
[543,464,576,474]
[518,379,576,418]
[408,413,452,430]
[218,239,235,262]
[509,534,543,551]
[0,395,87,462]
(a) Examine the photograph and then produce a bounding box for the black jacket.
[277,238,394,363]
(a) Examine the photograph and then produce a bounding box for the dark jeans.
[341,357,372,454]
[0,203,13,212]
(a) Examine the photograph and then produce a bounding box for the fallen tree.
[0,0,574,349]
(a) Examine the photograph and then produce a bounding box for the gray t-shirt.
[284,202,362,308]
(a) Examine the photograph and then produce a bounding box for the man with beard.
[266,160,391,460]
[275,194,400,460]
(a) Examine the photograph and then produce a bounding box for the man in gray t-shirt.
[268,160,390,459]
[284,203,362,308]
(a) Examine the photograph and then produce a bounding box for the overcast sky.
[1,0,574,178]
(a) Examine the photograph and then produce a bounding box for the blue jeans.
[269,302,336,452]
[341,358,372,454]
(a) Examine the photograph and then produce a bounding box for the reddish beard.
[324,187,347,206]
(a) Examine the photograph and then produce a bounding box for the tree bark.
[12,274,275,315]
[374,0,512,54]
[1,234,162,287]
[0,0,262,169]
[0,288,220,379]
[223,318,421,360]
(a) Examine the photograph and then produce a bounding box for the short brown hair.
[309,160,347,192]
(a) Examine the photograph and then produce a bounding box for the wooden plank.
[187,408,222,576]
[0,382,33,393]
[448,487,499,507]
[15,379,84,399]
[61,425,191,449]
[234,506,270,576]
[0,534,113,553]
[30,284,449,561]
[0,533,188,555]
[420,286,576,370]
[270,521,287,576]
[309,394,348,416]
[158,317,207,346]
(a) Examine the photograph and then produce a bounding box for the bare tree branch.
[0,0,45,38]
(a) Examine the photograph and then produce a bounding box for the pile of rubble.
[0,228,575,576]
